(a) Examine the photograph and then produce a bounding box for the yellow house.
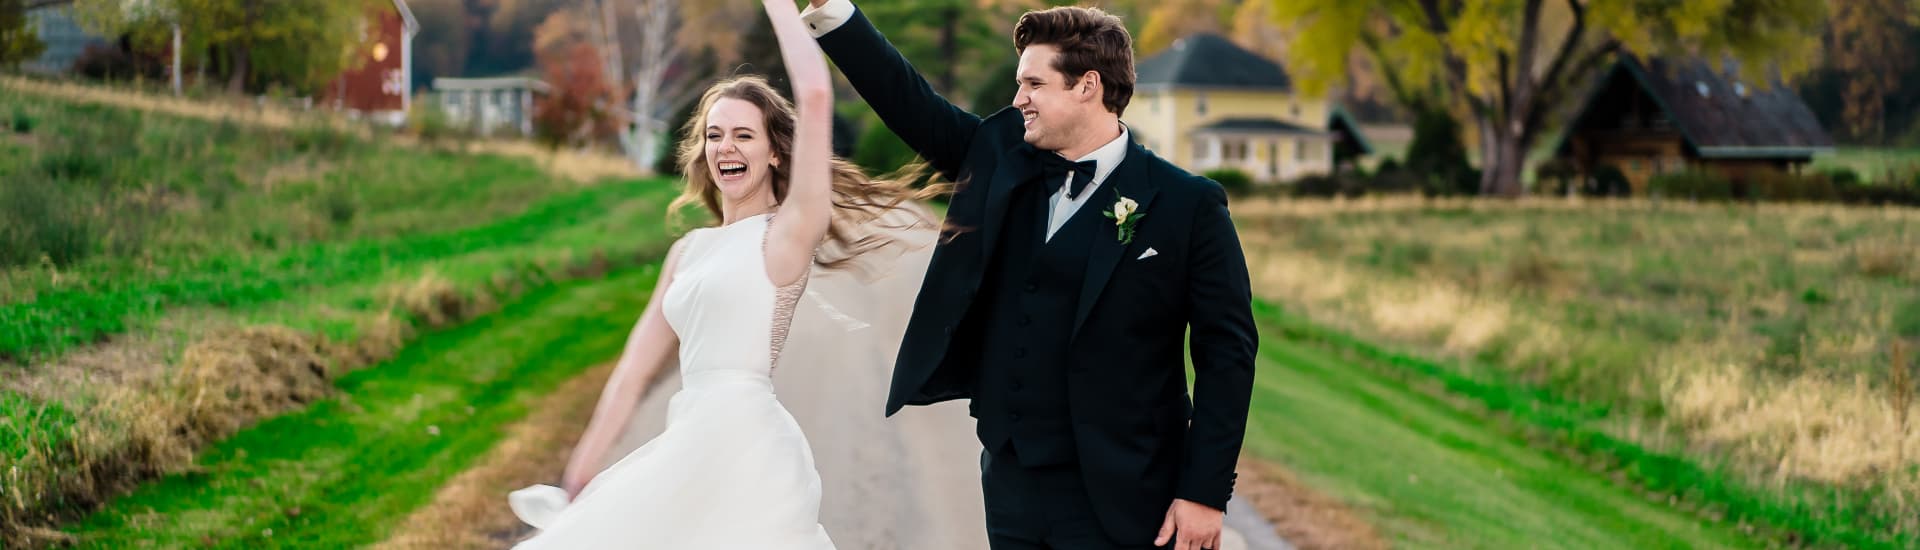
[1124,34,1363,184]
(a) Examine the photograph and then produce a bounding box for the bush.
[1405,104,1478,196]
[1749,172,1837,202]
[1291,173,1367,198]
[655,100,699,176]
[38,145,108,182]
[1649,169,1733,201]
[70,43,165,82]
[853,118,919,176]
[1534,158,1579,196]
[1590,164,1632,197]
[1372,170,1422,194]
[0,176,94,268]
[408,97,456,148]
[1819,167,1863,189]
[320,187,358,226]
[1837,181,1920,207]
[970,58,1020,114]
[10,106,32,134]
[1204,168,1254,196]
[291,119,353,156]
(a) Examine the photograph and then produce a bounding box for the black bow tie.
[1036,153,1099,199]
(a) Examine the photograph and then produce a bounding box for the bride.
[505,0,938,547]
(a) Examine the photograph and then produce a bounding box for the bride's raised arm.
[761,0,835,287]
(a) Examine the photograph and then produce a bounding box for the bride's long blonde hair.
[667,76,946,268]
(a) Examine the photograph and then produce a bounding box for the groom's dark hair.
[1013,6,1135,116]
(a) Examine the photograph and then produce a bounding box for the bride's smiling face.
[704,98,780,201]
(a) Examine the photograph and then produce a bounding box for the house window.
[1194,140,1208,161]
[1196,92,1208,115]
[1290,101,1300,118]
[1295,140,1305,161]
[1223,139,1248,162]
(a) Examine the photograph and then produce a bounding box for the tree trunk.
[938,4,957,94]
[227,46,249,95]
[1485,129,1528,197]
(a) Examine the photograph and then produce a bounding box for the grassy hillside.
[1235,197,1919,547]
[1,82,686,546]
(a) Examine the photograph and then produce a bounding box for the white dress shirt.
[800,0,858,38]
[1043,128,1129,241]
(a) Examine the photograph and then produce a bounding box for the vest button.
[1024,283,1037,293]
[1010,411,1022,421]
[1018,315,1031,326]
[1010,380,1023,391]
[1014,348,1027,358]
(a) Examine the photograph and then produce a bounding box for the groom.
[803,2,1257,549]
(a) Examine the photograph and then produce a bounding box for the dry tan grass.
[1665,363,1920,483]
[1235,196,1920,535]
[368,361,619,550]
[1234,456,1389,550]
[0,76,641,183]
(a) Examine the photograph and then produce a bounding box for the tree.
[67,0,379,94]
[1,0,46,68]
[1270,0,1829,196]
[533,41,617,151]
[1827,0,1913,143]
[408,0,471,85]
[1137,0,1233,55]
[850,0,1047,107]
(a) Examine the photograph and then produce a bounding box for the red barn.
[321,0,419,126]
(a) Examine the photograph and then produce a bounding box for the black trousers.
[980,442,1172,550]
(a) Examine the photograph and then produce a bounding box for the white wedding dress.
[509,213,836,549]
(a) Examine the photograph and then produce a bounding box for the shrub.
[409,96,455,148]
[291,119,353,156]
[1291,173,1367,198]
[1648,169,1731,201]
[1748,172,1837,202]
[853,118,919,176]
[1590,164,1632,197]
[1534,158,1579,196]
[1837,181,1920,207]
[1819,167,1863,189]
[1204,168,1254,196]
[321,187,358,226]
[0,175,94,268]
[10,106,33,134]
[1405,104,1478,196]
[38,144,108,182]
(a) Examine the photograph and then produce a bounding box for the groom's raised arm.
[804,0,982,181]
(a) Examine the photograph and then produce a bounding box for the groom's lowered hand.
[1154,498,1224,550]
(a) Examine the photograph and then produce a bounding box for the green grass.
[1812,147,1920,182]
[1,83,696,541]
[0,84,623,362]
[0,177,676,363]
[1245,303,1764,549]
[63,264,662,548]
[1239,200,1920,545]
[1250,302,1910,548]
[1,177,680,537]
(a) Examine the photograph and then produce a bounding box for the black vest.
[969,179,1104,467]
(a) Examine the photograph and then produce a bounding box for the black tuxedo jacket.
[819,8,1257,543]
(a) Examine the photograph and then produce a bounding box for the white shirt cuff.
[800,0,856,39]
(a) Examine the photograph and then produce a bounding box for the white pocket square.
[1136,248,1158,260]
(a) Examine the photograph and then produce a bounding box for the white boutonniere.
[1101,196,1145,244]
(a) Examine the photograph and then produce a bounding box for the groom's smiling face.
[1014,44,1091,152]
